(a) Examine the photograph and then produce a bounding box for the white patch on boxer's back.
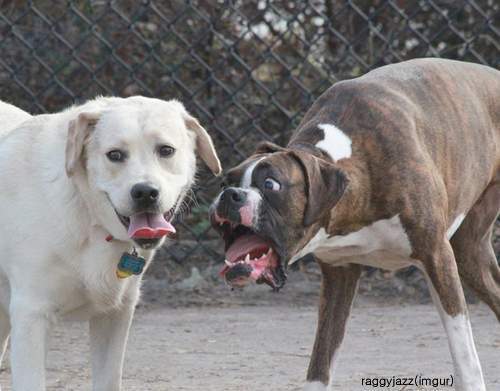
[241,157,265,188]
[316,123,352,161]
[289,215,414,271]
[446,213,465,239]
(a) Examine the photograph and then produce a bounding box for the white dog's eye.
[106,149,126,163]
[158,145,175,158]
[263,177,281,191]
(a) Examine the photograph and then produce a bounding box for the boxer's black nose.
[220,187,247,208]
[131,182,160,208]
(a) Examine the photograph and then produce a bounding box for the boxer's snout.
[220,187,247,208]
[215,187,250,224]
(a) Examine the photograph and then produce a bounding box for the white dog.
[0,97,221,391]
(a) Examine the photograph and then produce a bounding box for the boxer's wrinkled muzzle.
[215,187,247,224]
[210,187,287,290]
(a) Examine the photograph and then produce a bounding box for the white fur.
[241,157,265,188]
[233,157,266,227]
[316,124,352,161]
[290,228,330,265]
[290,215,414,271]
[0,101,31,138]
[210,157,265,228]
[447,213,465,239]
[303,381,327,391]
[424,275,486,391]
[0,97,206,391]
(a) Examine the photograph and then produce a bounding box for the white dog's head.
[65,96,221,249]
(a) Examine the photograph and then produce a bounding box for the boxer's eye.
[263,177,281,191]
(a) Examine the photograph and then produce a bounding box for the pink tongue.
[226,234,269,263]
[127,213,176,239]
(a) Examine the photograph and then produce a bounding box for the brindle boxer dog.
[209,58,499,391]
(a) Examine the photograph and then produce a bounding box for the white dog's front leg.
[9,302,51,391]
[89,304,135,391]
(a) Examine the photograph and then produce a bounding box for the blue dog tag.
[116,251,146,279]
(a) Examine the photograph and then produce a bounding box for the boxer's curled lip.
[215,222,286,290]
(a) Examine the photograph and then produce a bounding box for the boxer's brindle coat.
[210,59,499,391]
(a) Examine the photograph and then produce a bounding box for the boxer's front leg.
[421,240,486,391]
[304,262,361,391]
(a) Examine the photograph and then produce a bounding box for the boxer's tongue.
[222,234,277,286]
[226,234,270,264]
[127,212,176,239]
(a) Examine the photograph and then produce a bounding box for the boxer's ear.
[290,151,348,226]
[254,141,286,155]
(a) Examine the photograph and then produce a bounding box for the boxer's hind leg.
[420,239,486,391]
[451,181,500,321]
[304,262,361,391]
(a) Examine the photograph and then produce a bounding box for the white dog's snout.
[130,182,160,207]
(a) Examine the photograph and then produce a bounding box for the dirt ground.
[0,295,498,391]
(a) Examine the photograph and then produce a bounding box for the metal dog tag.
[116,248,146,279]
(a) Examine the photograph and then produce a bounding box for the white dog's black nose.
[131,182,160,208]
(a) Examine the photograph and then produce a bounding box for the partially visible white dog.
[0,97,221,391]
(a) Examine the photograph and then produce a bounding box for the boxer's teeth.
[225,259,231,266]
[245,254,250,263]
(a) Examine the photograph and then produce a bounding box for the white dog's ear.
[183,113,222,176]
[65,112,100,177]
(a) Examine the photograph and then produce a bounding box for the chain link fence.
[1,0,499,266]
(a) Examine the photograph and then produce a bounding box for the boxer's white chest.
[291,215,416,271]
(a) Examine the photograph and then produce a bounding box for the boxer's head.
[209,142,348,290]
